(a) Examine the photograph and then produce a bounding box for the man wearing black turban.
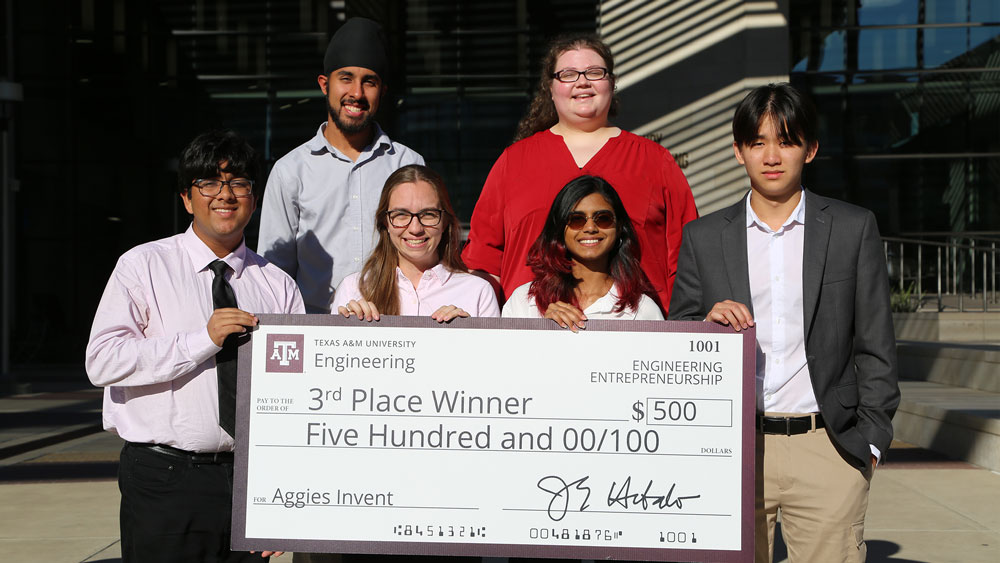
[259,17,424,313]
[318,17,389,146]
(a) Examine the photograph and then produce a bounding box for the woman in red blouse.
[462,33,698,312]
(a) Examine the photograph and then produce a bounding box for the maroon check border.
[233,314,756,562]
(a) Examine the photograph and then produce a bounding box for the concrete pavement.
[1,388,998,563]
[0,431,122,562]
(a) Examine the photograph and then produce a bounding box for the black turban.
[323,17,389,80]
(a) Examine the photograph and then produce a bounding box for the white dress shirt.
[258,122,424,313]
[746,191,817,414]
[86,226,305,452]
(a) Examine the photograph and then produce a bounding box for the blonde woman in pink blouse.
[332,164,499,321]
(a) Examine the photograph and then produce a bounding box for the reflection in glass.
[801,157,848,200]
[858,29,917,70]
[851,160,898,224]
[789,0,1000,235]
[792,30,846,72]
[924,28,968,67]
[970,4,1000,51]
[925,0,969,24]
[970,26,1000,52]
[968,79,1000,149]
[803,82,847,156]
[857,0,919,26]
[846,78,919,153]
[790,0,849,27]
[818,30,846,71]
[972,2,1000,23]
[918,80,971,153]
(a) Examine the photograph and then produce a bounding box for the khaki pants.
[755,423,873,563]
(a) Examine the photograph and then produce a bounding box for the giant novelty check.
[232,315,756,562]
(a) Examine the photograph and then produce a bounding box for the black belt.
[128,442,234,464]
[758,413,825,435]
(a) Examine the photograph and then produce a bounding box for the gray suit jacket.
[668,190,899,470]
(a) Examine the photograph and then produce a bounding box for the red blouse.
[462,129,698,310]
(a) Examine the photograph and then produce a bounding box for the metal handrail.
[882,235,998,312]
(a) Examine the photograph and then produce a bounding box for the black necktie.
[210,259,238,439]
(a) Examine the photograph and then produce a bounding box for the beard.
[328,97,376,135]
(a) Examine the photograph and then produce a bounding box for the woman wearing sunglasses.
[502,175,662,330]
[332,164,500,321]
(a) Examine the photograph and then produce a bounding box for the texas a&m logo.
[265,334,304,373]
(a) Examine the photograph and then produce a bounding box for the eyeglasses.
[387,209,445,228]
[566,210,616,230]
[552,67,610,83]
[192,178,254,198]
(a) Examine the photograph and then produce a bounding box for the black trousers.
[118,442,267,563]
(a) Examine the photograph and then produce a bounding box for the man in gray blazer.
[668,83,899,563]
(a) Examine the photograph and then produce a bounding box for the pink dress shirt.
[332,264,500,317]
[85,226,304,452]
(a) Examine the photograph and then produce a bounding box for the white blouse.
[502,282,663,320]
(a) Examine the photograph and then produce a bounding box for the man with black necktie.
[86,130,304,562]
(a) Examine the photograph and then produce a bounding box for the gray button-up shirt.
[258,123,424,312]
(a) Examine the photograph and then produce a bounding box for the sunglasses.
[566,210,616,230]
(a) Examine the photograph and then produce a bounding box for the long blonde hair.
[357,165,467,314]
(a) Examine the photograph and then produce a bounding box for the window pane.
[800,80,847,156]
[915,76,971,153]
[857,0,918,26]
[790,0,850,27]
[818,30,846,71]
[802,157,849,200]
[847,75,920,153]
[968,3,1000,48]
[924,27,969,67]
[893,158,954,232]
[969,76,1000,150]
[971,1,1000,22]
[858,28,917,70]
[788,0,1000,235]
[793,30,846,71]
[970,26,1000,51]
[850,160,899,227]
[925,0,969,24]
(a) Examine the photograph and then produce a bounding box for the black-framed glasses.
[566,210,616,230]
[552,67,610,83]
[192,178,254,198]
[387,209,445,228]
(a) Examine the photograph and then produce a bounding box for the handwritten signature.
[536,475,700,521]
[537,475,592,521]
[607,476,701,510]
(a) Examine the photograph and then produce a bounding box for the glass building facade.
[0,0,595,378]
[789,0,1000,235]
